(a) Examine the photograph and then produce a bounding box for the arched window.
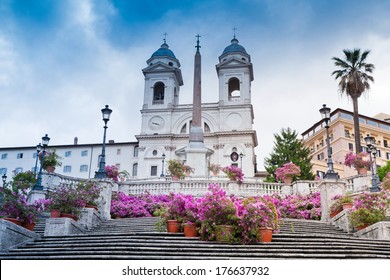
[132,163,138,177]
[228,77,240,100]
[180,123,187,133]
[204,122,210,133]
[153,82,165,104]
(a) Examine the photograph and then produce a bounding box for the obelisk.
[185,35,208,176]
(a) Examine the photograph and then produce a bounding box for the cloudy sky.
[1,0,390,169]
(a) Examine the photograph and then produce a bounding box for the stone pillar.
[27,190,46,204]
[95,179,114,220]
[318,180,346,222]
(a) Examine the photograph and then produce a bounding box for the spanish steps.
[1,217,390,259]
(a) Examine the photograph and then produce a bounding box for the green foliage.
[11,171,36,193]
[350,208,386,228]
[264,128,314,182]
[378,161,390,181]
[41,149,62,169]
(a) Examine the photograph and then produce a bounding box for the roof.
[151,42,176,59]
[222,37,248,55]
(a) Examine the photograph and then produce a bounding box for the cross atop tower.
[233,27,238,39]
[163,32,168,43]
[195,34,201,52]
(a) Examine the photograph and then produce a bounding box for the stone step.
[2,217,389,260]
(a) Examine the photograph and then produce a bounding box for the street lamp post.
[33,134,50,190]
[2,174,7,186]
[160,153,166,177]
[319,104,339,180]
[34,143,43,177]
[95,105,112,179]
[364,134,381,192]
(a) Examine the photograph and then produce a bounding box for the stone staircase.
[1,217,390,259]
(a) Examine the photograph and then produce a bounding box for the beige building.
[302,108,390,178]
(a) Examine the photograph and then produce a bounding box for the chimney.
[108,140,115,144]
[74,137,78,145]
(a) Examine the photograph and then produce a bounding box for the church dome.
[222,37,248,55]
[151,42,176,59]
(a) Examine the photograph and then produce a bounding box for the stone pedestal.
[27,190,47,204]
[185,143,208,177]
[95,179,114,220]
[44,218,86,236]
[331,209,353,233]
[0,220,40,252]
[79,208,102,230]
[318,180,346,222]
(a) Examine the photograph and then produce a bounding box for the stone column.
[95,179,114,220]
[27,190,46,204]
[318,180,346,222]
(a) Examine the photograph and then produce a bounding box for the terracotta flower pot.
[330,210,342,218]
[45,166,56,173]
[283,176,293,185]
[356,168,368,175]
[166,220,181,233]
[50,209,61,218]
[357,224,369,231]
[183,224,199,237]
[3,218,22,226]
[258,227,273,243]
[22,222,36,231]
[342,203,353,210]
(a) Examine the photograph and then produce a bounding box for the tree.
[264,128,314,182]
[331,49,375,153]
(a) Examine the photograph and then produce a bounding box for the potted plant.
[105,165,119,182]
[162,193,190,233]
[40,149,62,172]
[221,165,244,183]
[239,197,279,243]
[181,196,200,237]
[77,181,102,210]
[167,159,185,180]
[48,185,84,221]
[198,184,239,243]
[350,208,386,230]
[344,151,370,175]
[275,162,301,184]
[208,163,221,176]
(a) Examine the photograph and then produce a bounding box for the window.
[0,168,7,175]
[65,151,72,157]
[81,150,88,157]
[317,153,324,160]
[228,77,240,100]
[17,153,23,159]
[1,153,7,160]
[152,150,158,156]
[153,82,165,104]
[80,165,88,172]
[133,146,139,157]
[14,167,23,174]
[180,123,187,134]
[150,166,158,176]
[63,165,72,173]
[117,149,121,155]
[377,150,382,158]
[204,122,211,133]
[344,130,351,138]
[348,143,354,151]
[132,163,138,177]
[384,140,388,148]
[386,153,390,160]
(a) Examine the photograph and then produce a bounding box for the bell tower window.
[228,77,240,101]
[153,82,165,104]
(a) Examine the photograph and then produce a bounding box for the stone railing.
[41,172,87,191]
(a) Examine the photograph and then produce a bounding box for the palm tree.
[331,49,374,153]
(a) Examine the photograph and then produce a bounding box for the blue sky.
[1,0,390,168]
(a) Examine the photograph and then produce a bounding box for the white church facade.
[0,36,259,180]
